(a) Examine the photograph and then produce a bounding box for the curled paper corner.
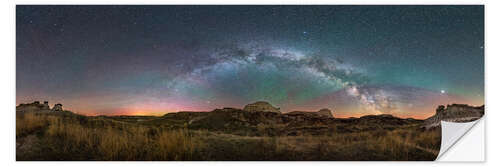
[436,118,483,160]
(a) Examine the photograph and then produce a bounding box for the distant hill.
[17,100,484,135]
[17,100,458,160]
[161,103,423,136]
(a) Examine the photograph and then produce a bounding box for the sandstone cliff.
[423,104,484,129]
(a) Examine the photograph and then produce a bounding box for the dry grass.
[17,112,202,160]
[265,129,440,160]
[16,112,440,160]
[16,112,53,137]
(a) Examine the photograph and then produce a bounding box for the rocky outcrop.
[317,108,334,118]
[41,101,50,110]
[423,104,484,129]
[162,106,422,136]
[285,108,334,119]
[243,101,281,113]
[16,101,67,113]
[285,111,323,122]
[52,104,63,112]
[16,101,51,112]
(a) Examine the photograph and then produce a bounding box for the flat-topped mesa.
[243,101,281,114]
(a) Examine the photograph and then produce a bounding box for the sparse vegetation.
[16,111,440,160]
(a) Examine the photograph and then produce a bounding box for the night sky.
[16,5,484,118]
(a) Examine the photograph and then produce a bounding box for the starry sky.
[16,5,484,118]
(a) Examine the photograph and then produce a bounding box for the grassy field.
[16,112,441,161]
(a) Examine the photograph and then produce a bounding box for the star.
[15,6,484,117]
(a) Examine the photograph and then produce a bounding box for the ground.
[16,110,441,161]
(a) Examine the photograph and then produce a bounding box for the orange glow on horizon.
[16,96,484,119]
[50,105,444,120]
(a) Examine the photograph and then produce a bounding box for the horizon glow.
[16,6,484,119]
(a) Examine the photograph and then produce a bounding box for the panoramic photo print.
[16,5,484,161]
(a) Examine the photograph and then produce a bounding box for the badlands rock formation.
[423,104,484,129]
[243,101,281,113]
[52,103,63,112]
[16,101,64,113]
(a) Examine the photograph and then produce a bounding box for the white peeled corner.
[436,118,483,161]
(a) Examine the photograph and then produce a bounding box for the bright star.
[440,90,446,94]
